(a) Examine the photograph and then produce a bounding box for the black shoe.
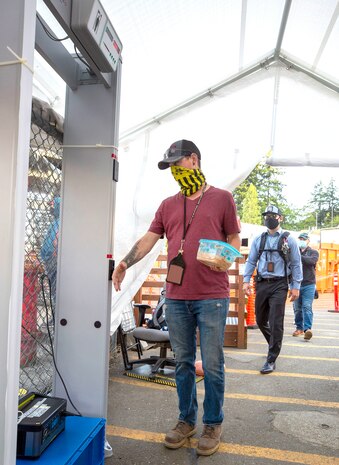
[260,361,276,374]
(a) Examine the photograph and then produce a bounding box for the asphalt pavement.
[106,293,339,465]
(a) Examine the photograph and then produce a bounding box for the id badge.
[267,261,274,272]
[166,253,185,285]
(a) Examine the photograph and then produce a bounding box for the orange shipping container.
[316,245,339,293]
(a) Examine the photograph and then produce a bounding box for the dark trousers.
[255,279,288,363]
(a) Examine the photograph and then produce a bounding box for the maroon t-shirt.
[148,186,240,300]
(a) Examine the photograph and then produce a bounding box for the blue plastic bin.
[17,416,105,465]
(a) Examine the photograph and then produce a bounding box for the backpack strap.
[256,232,268,276]
[258,232,268,260]
[257,230,290,279]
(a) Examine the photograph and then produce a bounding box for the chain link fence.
[20,97,63,395]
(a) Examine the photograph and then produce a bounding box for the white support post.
[0,1,36,464]
[53,64,121,419]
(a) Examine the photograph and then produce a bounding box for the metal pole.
[0,1,36,463]
[54,61,121,419]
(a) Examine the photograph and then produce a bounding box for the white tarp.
[32,0,339,330]
[111,68,276,318]
[111,64,338,329]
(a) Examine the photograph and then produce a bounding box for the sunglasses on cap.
[163,148,193,160]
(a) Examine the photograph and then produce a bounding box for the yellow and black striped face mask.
[170,166,206,197]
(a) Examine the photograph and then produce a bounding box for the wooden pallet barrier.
[133,255,247,349]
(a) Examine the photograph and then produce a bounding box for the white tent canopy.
[108,0,339,134]
[33,0,339,322]
[36,0,339,131]
[35,0,339,173]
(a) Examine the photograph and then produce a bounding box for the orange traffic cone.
[246,276,258,329]
[195,360,204,376]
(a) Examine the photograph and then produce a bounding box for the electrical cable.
[21,324,53,356]
[36,14,69,42]
[40,274,82,416]
[37,13,94,75]
[73,45,93,74]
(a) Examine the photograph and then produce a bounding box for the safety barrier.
[328,272,339,313]
[335,272,339,311]
[246,276,257,329]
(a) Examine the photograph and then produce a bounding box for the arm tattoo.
[122,240,142,268]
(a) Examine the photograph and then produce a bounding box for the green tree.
[233,164,339,232]
[233,161,287,217]
[241,184,261,224]
[282,206,305,230]
[307,178,339,228]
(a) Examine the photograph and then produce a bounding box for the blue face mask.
[298,240,307,249]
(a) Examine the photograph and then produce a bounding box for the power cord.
[40,274,82,417]
[21,324,53,356]
[73,45,94,74]
[36,14,69,42]
[36,14,94,75]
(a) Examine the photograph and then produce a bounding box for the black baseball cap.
[262,205,283,216]
[158,140,201,170]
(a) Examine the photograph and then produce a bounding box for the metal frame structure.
[120,0,338,143]
[1,1,121,462]
[1,2,37,464]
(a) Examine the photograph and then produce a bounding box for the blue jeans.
[164,298,229,426]
[293,284,315,331]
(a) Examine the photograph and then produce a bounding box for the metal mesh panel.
[20,98,63,395]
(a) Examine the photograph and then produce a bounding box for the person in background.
[113,139,241,456]
[292,232,319,340]
[40,197,60,304]
[242,205,302,374]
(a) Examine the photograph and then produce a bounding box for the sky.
[281,166,338,209]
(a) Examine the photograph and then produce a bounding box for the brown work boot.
[164,421,197,449]
[197,424,222,456]
[292,329,304,336]
[304,329,313,340]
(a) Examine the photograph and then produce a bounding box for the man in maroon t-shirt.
[112,139,240,456]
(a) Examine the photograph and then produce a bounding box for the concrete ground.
[106,292,339,465]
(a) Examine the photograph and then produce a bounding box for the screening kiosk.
[0,0,122,463]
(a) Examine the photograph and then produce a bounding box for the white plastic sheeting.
[110,243,162,333]
[114,63,338,245]
[112,66,276,308]
[112,63,339,323]
[33,0,339,329]
[106,0,285,132]
[35,0,339,127]
[267,67,339,165]
[99,0,339,133]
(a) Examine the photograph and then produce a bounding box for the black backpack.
[146,285,167,331]
[258,231,291,276]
